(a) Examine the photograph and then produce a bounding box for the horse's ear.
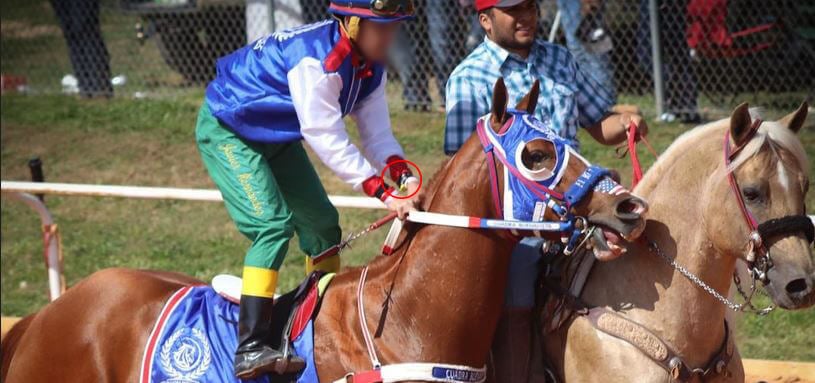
[490,78,509,130]
[778,101,809,134]
[730,102,753,146]
[515,80,540,115]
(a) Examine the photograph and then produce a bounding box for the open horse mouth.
[588,226,628,261]
[585,196,648,261]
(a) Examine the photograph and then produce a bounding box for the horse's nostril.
[785,278,809,295]
[615,197,648,219]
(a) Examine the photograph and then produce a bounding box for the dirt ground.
[744,359,815,383]
[746,375,812,383]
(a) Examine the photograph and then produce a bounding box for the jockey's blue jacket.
[206,19,386,144]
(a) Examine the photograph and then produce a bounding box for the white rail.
[0,181,386,209]
[3,181,814,301]
[1,181,386,301]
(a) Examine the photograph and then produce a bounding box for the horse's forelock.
[728,120,810,176]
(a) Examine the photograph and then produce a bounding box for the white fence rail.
[0,181,386,209]
[2,181,814,302]
[0,181,386,301]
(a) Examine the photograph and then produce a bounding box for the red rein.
[625,121,658,189]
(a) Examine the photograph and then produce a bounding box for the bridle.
[724,119,814,282]
[475,112,615,254]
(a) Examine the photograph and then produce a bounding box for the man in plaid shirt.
[445,0,647,154]
[445,0,649,379]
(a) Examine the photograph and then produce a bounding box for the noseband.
[476,112,615,254]
[724,119,815,283]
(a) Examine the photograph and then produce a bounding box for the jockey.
[195,0,417,378]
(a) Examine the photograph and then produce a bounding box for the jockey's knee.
[245,217,295,270]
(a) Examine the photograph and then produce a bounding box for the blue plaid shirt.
[444,37,614,154]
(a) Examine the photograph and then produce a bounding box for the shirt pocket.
[546,82,580,137]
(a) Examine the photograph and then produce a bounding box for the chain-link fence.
[2,0,813,116]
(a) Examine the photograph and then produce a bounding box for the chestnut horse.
[0,79,648,382]
[542,102,813,382]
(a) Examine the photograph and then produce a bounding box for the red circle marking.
[381,159,423,200]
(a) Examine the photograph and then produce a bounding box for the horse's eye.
[528,151,551,170]
[742,187,763,203]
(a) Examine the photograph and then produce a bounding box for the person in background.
[444,0,648,378]
[558,0,615,99]
[637,0,702,123]
[393,0,465,112]
[50,0,113,98]
[198,0,418,378]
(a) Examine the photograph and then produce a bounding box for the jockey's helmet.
[329,0,414,39]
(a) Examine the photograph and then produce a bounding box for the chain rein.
[647,240,774,315]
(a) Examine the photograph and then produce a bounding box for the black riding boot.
[234,295,305,379]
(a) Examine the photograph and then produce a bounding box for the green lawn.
[1,92,813,361]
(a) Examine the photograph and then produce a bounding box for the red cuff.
[361,175,393,201]
[386,155,411,182]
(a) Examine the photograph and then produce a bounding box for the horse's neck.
[587,130,734,365]
[372,143,515,365]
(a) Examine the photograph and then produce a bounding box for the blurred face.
[479,0,538,55]
[354,19,401,62]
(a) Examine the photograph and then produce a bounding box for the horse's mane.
[417,156,454,210]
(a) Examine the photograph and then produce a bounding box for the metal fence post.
[246,0,275,43]
[648,0,665,118]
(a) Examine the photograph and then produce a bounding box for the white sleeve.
[350,71,405,170]
[287,58,377,191]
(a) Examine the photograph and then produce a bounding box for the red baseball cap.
[474,0,527,12]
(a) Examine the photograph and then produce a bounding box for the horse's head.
[706,102,814,309]
[478,78,648,260]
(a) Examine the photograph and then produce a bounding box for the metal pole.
[28,157,45,201]
[648,0,665,118]
[5,192,64,301]
[268,0,276,33]
[548,10,561,43]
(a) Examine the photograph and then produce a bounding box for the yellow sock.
[305,254,340,274]
[241,266,278,298]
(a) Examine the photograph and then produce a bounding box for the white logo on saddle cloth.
[159,328,212,383]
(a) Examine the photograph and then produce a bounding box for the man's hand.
[620,113,649,139]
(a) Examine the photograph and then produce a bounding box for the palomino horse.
[542,102,813,382]
[0,79,648,382]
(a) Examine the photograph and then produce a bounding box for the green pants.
[195,104,341,271]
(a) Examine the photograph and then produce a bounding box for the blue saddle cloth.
[140,286,319,383]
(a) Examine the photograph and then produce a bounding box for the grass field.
[1,90,813,361]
